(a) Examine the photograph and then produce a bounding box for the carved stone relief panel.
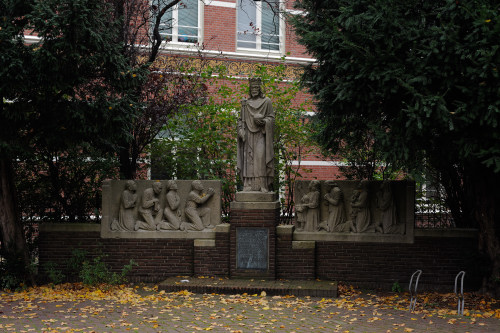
[101,180,221,238]
[294,180,412,237]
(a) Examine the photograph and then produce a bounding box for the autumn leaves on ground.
[1,281,499,332]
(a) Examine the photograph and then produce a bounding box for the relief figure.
[237,78,275,193]
[110,180,137,231]
[318,181,354,232]
[157,180,183,231]
[180,180,215,231]
[351,180,375,233]
[135,181,163,231]
[376,180,405,234]
[295,180,320,232]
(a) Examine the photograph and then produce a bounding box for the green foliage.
[1,0,145,157]
[0,257,24,291]
[150,63,315,221]
[66,248,88,276]
[47,248,137,286]
[42,262,65,285]
[0,249,35,291]
[391,281,402,293]
[292,0,500,175]
[150,100,238,217]
[80,256,137,286]
[292,0,500,227]
[15,145,119,223]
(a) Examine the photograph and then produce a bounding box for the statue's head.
[152,181,163,194]
[249,78,264,98]
[380,180,391,191]
[126,180,137,192]
[358,180,369,190]
[326,180,338,188]
[309,180,320,191]
[167,179,178,191]
[192,180,204,191]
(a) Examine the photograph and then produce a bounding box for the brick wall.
[204,5,236,52]
[276,227,315,279]
[38,227,195,282]
[313,233,482,290]
[38,224,481,290]
[38,224,228,283]
[194,227,231,276]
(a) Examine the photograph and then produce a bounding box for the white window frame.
[157,0,204,48]
[236,0,285,55]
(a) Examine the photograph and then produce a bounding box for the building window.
[158,0,201,44]
[237,0,281,51]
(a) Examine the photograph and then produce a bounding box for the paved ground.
[1,280,499,332]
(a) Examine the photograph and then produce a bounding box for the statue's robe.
[237,96,274,191]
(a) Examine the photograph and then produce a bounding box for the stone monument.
[231,78,279,278]
[293,180,413,243]
[237,77,275,193]
[101,179,221,239]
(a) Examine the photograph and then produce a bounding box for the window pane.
[237,0,257,48]
[262,0,279,36]
[158,7,173,41]
[262,36,279,51]
[262,0,279,50]
[178,0,198,43]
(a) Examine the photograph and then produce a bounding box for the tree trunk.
[0,154,33,284]
[466,164,500,296]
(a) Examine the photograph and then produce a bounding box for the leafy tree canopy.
[1,0,145,157]
[293,0,500,173]
[292,0,500,294]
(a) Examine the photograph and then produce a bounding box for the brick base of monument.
[229,192,280,279]
[38,224,482,290]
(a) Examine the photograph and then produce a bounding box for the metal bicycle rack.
[409,270,422,312]
[455,271,466,315]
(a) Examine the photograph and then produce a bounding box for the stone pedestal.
[230,191,280,279]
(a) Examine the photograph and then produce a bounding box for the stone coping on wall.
[293,231,414,243]
[292,228,479,243]
[414,228,479,238]
[101,229,217,239]
[276,225,294,236]
[41,223,231,240]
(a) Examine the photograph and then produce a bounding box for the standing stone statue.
[156,180,183,231]
[110,180,137,231]
[181,180,215,231]
[237,78,275,193]
[135,181,163,231]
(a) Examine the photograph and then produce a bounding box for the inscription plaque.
[237,228,268,270]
